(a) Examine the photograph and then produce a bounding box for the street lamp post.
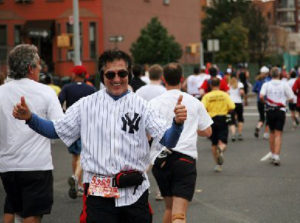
[73,0,81,65]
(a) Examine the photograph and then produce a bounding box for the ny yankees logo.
[121,112,141,134]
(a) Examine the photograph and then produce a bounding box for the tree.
[202,0,269,63]
[130,17,182,65]
[244,4,269,66]
[213,17,249,64]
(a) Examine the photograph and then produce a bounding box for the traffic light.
[57,33,73,49]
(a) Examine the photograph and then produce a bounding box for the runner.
[0,44,64,223]
[260,67,294,166]
[150,63,212,223]
[201,78,235,172]
[13,49,187,223]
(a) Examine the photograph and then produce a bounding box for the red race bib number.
[88,175,120,198]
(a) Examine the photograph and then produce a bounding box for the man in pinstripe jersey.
[13,50,187,223]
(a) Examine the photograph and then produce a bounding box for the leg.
[23,216,41,223]
[72,154,80,176]
[74,156,83,188]
[218,140,227,152]
[3,214,14,223]
[172,197,188,223]
[211,145,218,164]
[269,130,275,154]
[273,130,282,155]
[229,125,236,141]
[163,197,173,223]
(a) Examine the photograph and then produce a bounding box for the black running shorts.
[210,115,228,145]
[152,151,197,201]
[0,170,53,218]
[85,190,151,223]
[288,103,297,112]
[266,109,286,131]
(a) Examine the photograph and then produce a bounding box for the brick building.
[0,0,201,77]
[0,0,103,76]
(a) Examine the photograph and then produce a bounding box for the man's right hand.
[13,96,32,121]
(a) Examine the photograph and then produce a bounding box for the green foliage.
[213,17,249,64]
[130,17,182,65]
[244,4,269,64]
[202,0,269,63]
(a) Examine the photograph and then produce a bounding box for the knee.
[172,213,185,222]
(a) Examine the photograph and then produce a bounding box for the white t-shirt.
[150,89,213,160]
[288,78,297,103]
[229,82,244,103]
[0,78,64,172]
[187,73,210,96]
[53,90,167,206]
[136,84,166,101]
[260,79,294,111]
[141,76,150,84]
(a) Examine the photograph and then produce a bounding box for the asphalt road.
[1,97,300,223]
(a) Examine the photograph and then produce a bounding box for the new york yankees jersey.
[53,89,167,206]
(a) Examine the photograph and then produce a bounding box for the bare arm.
[197,126,212,137]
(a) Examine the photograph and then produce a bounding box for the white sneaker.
[263,132,269,140]
[260,152,272,162]
[155,191,164,201]
[214,165,222,172]
[273,157,280,166]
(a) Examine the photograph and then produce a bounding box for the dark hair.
[39,73,52,84]
[98,50,132,83]
[210,77,220,87]
[8,44,39,80]
[290,71,297,78]
[132,64,143,77]
[163,63,182,86]
[209,67,217,77]
[149,64,163,80]
[193,66,200,74]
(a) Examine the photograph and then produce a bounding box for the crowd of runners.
[1,44,300,223]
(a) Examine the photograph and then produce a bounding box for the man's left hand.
[174,95,187,124]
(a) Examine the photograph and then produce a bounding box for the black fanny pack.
[154,149,173,169]
[114,170,145,194]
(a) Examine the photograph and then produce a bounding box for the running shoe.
[254,127,259,138]
[214,165,222,172]
[77,187,84,197]
[263,132,269,140]
[296,118,299,126]
[238,134,243,141]
[68,176,78,199]
[273,158,280,166]
[216,147,224,165]
[231,135,236,142]
[155,191,164,201]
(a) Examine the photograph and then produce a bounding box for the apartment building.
[0,0,201,76]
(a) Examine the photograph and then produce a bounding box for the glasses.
[104,70,129,80]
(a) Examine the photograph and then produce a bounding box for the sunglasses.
[104,70,129,80]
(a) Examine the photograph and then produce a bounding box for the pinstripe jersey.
[54,89,167,206]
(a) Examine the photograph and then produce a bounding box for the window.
[15,0,33,3]
[0,25,7,61]
[14,25,22,45]
[89,22,96,59]
[289,41,296,50]
[66,22,82,61]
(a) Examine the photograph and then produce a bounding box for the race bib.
[88,175,120,198]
